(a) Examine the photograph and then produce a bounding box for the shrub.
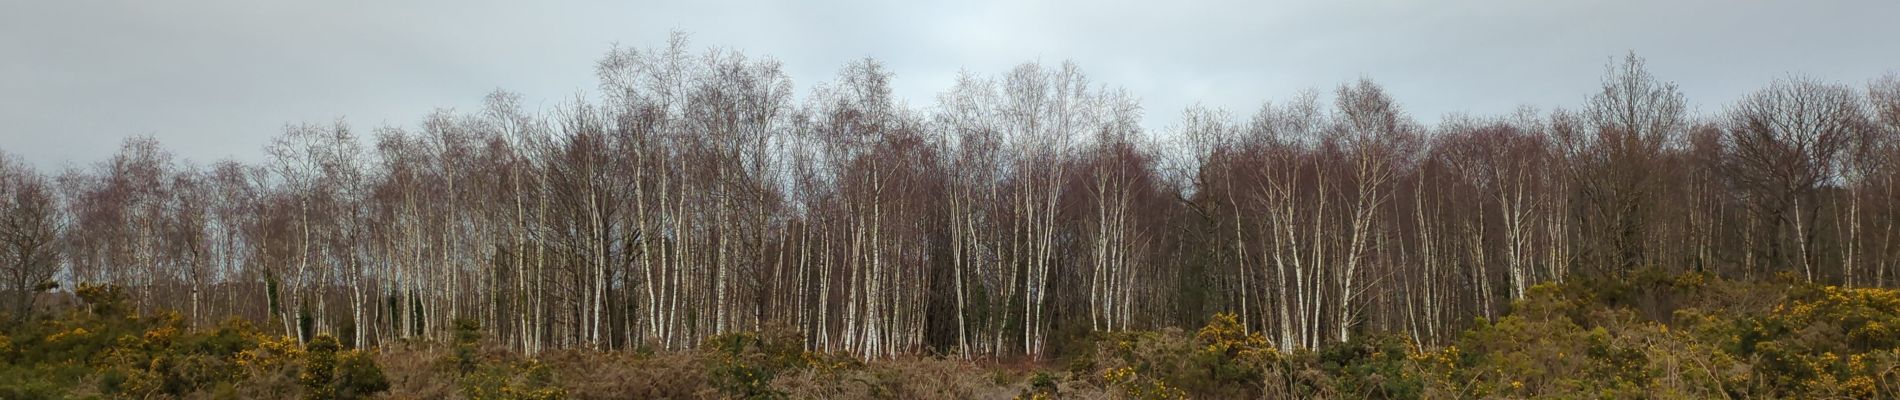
[74,283,128,318]
[1192,313,1274,388]
[1725,285,1900,397]
[301,334,340,399]
[1449,283,1648,398]
[373,345,459,399]
[334,348,391,398]
[1317,334,1421,399]
[8,273,1900,400]
[460,360,566,400]
[298,334,390,400]
[540,350,704,399]
[1090,313,1274,398]
[778,356,1026,399]
[451,317,483,375]
[702,324,810,399]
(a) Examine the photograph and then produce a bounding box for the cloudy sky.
[3,0,1897,168]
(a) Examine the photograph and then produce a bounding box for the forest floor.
[6,272,1900,399]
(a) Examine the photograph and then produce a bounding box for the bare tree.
[22,40,1900,362]
[0,153,62,322]
[1722,77,1870,282]
[1560,52,1686,278]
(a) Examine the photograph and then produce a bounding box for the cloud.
[3,0,1896,167]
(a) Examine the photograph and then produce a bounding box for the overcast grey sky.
[3,0,1897,168]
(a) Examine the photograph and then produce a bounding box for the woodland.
[3,35,1900,398]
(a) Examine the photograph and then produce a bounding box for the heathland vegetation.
[3,34,1900,398]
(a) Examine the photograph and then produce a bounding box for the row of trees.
[4,36,1898,359]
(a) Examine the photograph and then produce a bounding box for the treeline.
[3,34,1898,360]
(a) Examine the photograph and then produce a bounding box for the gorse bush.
[332,348,391,399]
[1070,279,1900,399]
[450,317,483,375]
[1441,284,1649,398]
[1087,313,1269,399]
[17,277,1900,399]
[702,324,818,399]
[0,284,389,400]
[438,318,567,400]
[1315,334,1422,399]
[1707,284,1900,397]
[301,335,340,399]
[1088,313,1419,399]
[302,334,389,400]
[458,360,566,400]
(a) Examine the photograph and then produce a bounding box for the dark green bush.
[460,360,566,400]
[1091,313,1268,399]
[451,317,483,375]
[443,319,563,400]
[702,324,810,399]
[300,333,390,399]
[333,349,390,399]
[1317,334,1421,399]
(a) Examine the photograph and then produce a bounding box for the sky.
[3,0,1897,169]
